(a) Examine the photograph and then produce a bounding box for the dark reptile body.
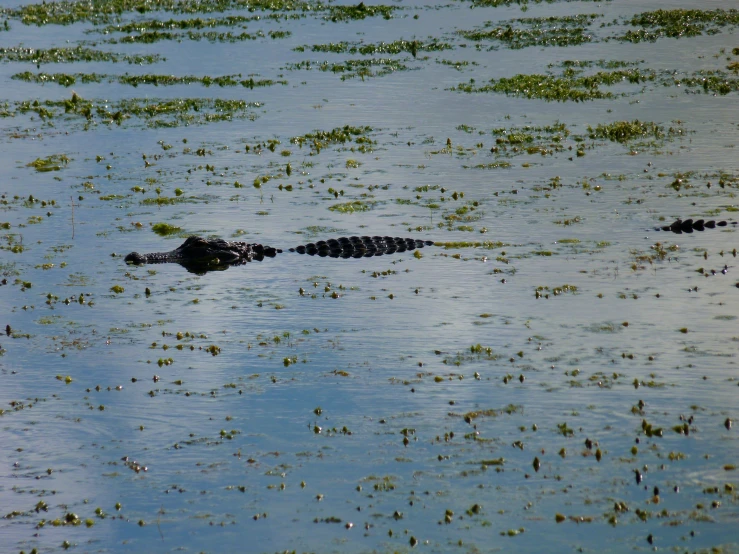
[659,218,736,234]
[123,218,734,268]
[124,236,281,266]
[290,236,433,257]
[124,235,433,267]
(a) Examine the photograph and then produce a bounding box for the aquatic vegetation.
[452,67,658,101]
[295,38,453,56]
[285,57,412,80]
[485,122,570,157]
[459,14,600,49]
[12,71,287,88]
[90,14,296,35]
[453,55,734,103]
[110,28,290,43]
[557,59,643,70]
[534,284,577,298]
[291,125,375,153]
[0,45,163,64]
[328,200,376,213]
[437,59,478,71]
[151,223,182,236]
[465,161,511,169]
[617,8,739,43]
[587,120,667,143]
[122,73,284,88]
[460,0,607,6]
[474,62,734,102]
[11,71,101,86]
[325,3,396,22]
[5,0,395,26]
[662,70,738,95]
[4,0,320,26]
[26,154,70,171]
[436,241,505,249]
[4,93,262,128]
[141,195,196,205]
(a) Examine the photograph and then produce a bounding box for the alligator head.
[124,236,281,272]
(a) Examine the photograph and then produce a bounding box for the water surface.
[0,0,737,552]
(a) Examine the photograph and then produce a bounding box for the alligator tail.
[660,219,736,234]
[290,236,434,258]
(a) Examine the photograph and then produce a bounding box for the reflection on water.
[0,0,737,552]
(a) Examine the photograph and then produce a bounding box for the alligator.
[123,218,734,272]
[124,235,435,272]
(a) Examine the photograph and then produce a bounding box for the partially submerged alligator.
[123,218,734,272]
[125,235,434,271]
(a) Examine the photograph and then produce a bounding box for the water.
[0,0,737,552]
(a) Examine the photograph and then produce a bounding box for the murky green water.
[1,0,737,552]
